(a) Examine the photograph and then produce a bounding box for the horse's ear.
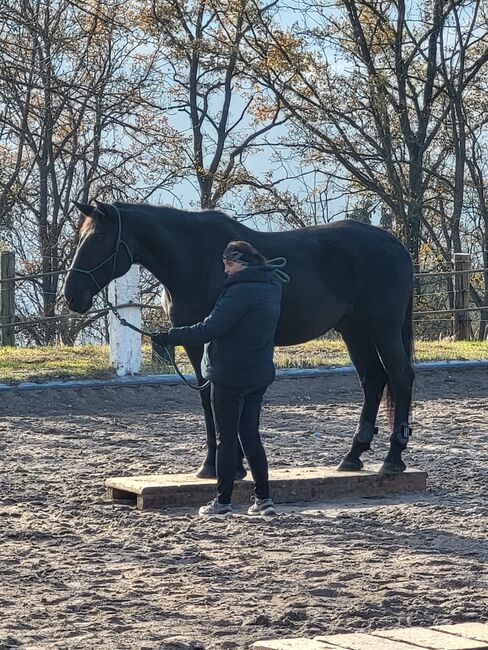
[94,200,117,220]
[73,201,95,216]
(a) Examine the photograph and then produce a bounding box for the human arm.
[152,285,250,346]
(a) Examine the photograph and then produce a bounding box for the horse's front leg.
[184,344,246,480]
[183,344,216,476]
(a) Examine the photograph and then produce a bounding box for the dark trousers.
[210,382,271,504]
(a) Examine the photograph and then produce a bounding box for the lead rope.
[68,204,209,392]
[266,257,290,284]
[101,297,210,391]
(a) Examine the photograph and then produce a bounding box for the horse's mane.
[115,201,242,228]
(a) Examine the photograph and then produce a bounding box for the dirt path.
[1,366,487,649]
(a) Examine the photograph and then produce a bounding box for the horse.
[64,200,414,476]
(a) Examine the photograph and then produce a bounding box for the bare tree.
[242,0,488,263]
[0,0,180,344]
[464,71,488,338]
[140,0,289,211]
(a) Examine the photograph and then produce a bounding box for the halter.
[69,204,133,294]
[69,204,209,391]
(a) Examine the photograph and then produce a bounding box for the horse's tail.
[386,291,414,425]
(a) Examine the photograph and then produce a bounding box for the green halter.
[69,204,209,392]
[69,204,133,292]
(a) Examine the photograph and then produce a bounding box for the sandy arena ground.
[1,366,487,650]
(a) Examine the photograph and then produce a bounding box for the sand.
[1,366,487,649]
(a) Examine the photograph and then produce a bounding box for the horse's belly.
[275,298,347,346]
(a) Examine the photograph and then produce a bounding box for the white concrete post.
[108,265,142,376]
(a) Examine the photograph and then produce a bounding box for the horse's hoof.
[235,467,247,480]
[195,463,216,479]
[379,460,406,475]
[336,457,364,471]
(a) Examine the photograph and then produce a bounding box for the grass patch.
[0,345,115,383]
[0,339,487,384]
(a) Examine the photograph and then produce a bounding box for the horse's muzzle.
[64,286,93,314]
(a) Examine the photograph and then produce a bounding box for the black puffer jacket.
[163,267,283,388]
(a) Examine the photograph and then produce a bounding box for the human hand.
[151,330,170,346]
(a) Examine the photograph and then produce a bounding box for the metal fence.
[0,252,168,347]
[1,250,487,347]
[413,254,487,340]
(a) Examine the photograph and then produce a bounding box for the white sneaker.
[199,498,232,516]
[248,497,277,516]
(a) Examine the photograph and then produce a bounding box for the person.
[152,240,287,517]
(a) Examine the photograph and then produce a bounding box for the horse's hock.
[105,465,427,510]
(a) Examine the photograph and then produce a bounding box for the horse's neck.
[130,205,242,300]
[130,208,194,294]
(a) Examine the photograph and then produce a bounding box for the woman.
[152,240,287,516]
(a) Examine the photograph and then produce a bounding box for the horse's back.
[260,220,412,292]
[267,221,413,344]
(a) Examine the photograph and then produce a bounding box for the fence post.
[453,253,471,340]
[108,265,141,376]
[0,251,15,347]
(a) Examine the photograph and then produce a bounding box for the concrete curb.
[0,359,487,393]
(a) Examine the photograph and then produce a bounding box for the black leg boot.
[379,423,412,474]
[337,423,378,471]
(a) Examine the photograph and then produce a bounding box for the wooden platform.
[105,465,427,510]
[253,622,488,649]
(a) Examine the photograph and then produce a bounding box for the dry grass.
[1,338,487,384]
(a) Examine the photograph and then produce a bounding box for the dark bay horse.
[64,200,414,475]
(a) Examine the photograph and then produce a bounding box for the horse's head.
[64,201,133,313]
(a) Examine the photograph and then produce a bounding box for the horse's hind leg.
[375,334,414,474]
[337,324,387,471]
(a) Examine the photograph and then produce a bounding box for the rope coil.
[266,257,290,284]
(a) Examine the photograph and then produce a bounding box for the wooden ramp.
[253,622,488,649]
[105,465,427,510]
